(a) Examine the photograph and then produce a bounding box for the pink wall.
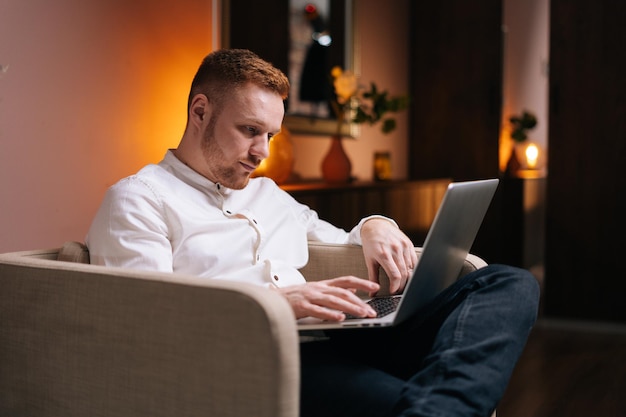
[0,0,215,252]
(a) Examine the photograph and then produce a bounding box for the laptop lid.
[297,178,499,331]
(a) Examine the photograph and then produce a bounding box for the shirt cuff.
[348,215,399,246]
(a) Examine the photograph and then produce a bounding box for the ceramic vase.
[504,143,522,177]
[321,134,352,183]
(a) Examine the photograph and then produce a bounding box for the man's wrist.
[355,215,398,244]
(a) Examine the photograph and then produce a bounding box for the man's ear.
[189,94,209,126]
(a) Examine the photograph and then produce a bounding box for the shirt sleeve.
[85,176,174,272]
[279,188,398,245]
[347,215,400,245]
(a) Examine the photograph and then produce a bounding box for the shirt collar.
[161,149,227,195]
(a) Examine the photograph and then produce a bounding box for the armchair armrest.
[0,251,300,417]
[300,242,487,296]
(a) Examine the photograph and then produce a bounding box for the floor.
[497,318,626,417]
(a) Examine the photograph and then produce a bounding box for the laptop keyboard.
[344,296,401,320]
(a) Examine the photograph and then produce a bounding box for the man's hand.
[360,218,418,295]
[276,276,379,321]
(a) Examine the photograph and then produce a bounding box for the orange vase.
[321,134,352,183]
[504,144,522,177]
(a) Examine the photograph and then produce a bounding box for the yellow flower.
[331,66,358,105]
[329,66,410,135]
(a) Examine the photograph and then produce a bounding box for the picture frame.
[221,0,358,136]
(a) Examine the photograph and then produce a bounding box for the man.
[87,49,539,417]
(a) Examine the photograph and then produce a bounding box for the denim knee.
[475,263,541,326]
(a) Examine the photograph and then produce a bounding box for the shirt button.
[225,210,232,214]
[257,255,260,261]
[273,275,279,281]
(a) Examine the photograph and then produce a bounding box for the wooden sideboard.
[281,179,451,245]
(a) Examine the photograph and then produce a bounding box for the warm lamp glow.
[525,143,539,169]
[251,127,294,184]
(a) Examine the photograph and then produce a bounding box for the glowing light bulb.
[525,143,539,169]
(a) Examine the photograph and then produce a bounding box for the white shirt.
[86,150,389,288]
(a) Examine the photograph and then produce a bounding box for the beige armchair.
[0,241,489,417]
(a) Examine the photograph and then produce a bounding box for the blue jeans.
[299,264,540,417]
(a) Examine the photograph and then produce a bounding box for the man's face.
[200,84,284,189]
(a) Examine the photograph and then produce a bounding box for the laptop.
[297,178,499,330]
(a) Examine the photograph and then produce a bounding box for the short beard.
[200,113,251,190]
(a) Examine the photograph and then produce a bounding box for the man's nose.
[250,136,270,160]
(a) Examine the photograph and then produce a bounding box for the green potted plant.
[509,111,538,143]
[322,67,409,182]
[505,110,538,176]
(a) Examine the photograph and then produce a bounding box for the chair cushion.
[57,241,90,264]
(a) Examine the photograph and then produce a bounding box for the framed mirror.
[222,0,358,136]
